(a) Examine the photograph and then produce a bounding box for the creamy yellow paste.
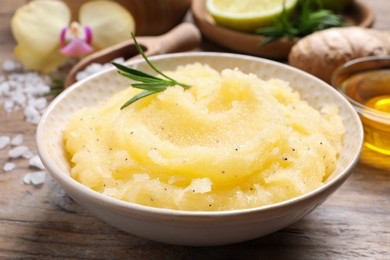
[64,63,344,211]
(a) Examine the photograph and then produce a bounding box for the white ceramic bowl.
[37,53,363,246]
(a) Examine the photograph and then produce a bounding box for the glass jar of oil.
[332,56,390,157]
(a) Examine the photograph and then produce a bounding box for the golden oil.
[339,69,390,155]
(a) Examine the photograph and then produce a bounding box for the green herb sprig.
[112,33,190,109]
[45,77,64,97]
[256,0,344,45]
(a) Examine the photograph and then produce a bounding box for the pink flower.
[11,0,135,73]
[60,22,94,57]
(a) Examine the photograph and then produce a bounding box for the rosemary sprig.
[45,77,64,96]
[256,0,344,44]
[112,33,190,109]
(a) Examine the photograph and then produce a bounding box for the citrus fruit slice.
[206,0,298,32]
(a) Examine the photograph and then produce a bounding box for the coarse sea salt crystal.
[11,134,24,146]
[29,97,47,110]
[26,84,50,96]
[3,162,16,172]
[0,136,10,149]
[12,92,27,106]
[2,60,21,72]
[3,100,14,113]
[0,60,51,124]
[29,155,45,170]
[8,145,29,158]
[22,149,34,159]
[0,82,10,95]
[76,57,125,81]
[76,63,103,81]
[24,105,41,124]
[23,171,46,185]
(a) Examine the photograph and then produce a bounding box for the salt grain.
[28,84,51,96]
[8,145,29,158]
[24,105,41,124]
[11,134,24,146]
[22,150,34,159]
[76,57,125,81]
[30,97,47,110]
[0,60,50,185]
[2,60,21,72]
[0,136,10,149]
[29,155,45,170]
[23,171,46,185]
[0,60,51,124]
[3,162,15,172]
[3,100,14,113]
[12,92,27,106]
[0,82,10,95]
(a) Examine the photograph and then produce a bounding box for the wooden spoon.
[65,23,201,88]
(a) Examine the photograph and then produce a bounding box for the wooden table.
[1,0,389,258]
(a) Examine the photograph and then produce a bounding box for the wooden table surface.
[1,0,389,259]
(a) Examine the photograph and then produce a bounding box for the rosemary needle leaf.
[175,81,191,89]
[132,81,175,87]
[114,34,191,109]
[51,77,65,86]
[45,77,65,96]
[131,33,176,83]
[112,62,161,81]
[121,90,162,109]
[131,83,169,91]
[117,70,163,83]
[44,87,64,97]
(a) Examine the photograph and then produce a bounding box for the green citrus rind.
[207,0,298,32]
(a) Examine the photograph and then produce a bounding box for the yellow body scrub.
[64,63,344,211]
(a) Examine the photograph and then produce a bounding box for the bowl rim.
[37,51,363,217]
[191,0,374,59]
[331,55,390,121]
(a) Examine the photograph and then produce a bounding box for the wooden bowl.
[192,0,374,60]
[63,0,191,36]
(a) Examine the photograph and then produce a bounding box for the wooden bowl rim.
[192,0,375,59]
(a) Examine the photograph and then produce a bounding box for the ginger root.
[288,27,390,83]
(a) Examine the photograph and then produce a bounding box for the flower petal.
[79,0,135,50]
[15,45,67,73]
[11,0,71,56]
[60,38,94,57]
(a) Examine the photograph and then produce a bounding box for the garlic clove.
[11,0,71,72]
[79,0,135,50]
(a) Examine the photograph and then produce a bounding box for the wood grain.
[1,0,389,259]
